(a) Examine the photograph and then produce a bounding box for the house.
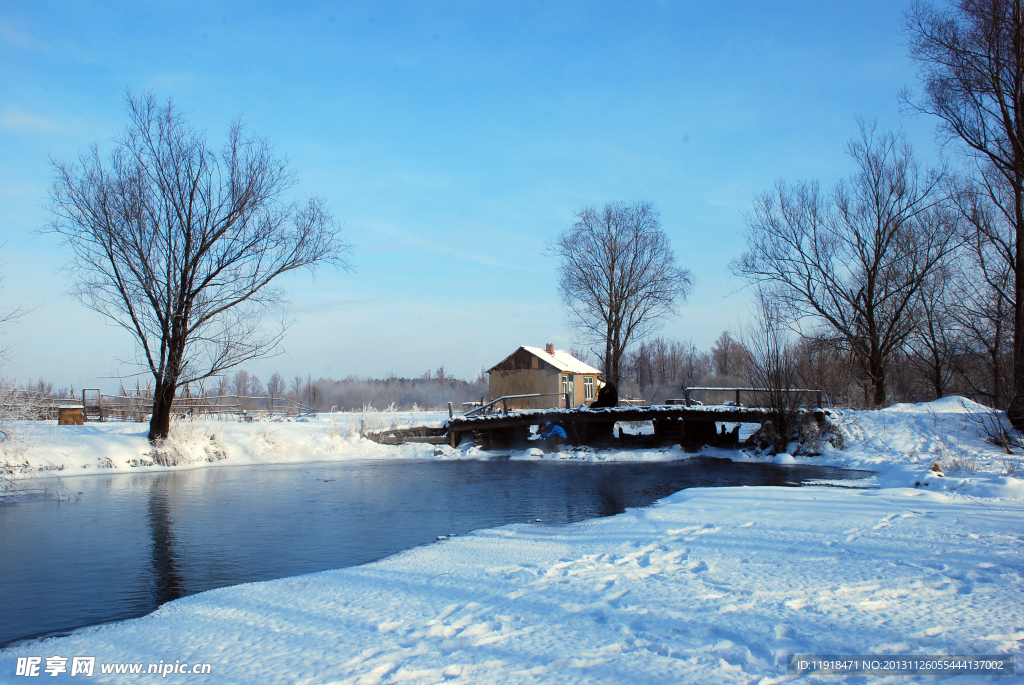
[488,343,602,410]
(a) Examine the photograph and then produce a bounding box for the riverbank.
[3,397,1024,498]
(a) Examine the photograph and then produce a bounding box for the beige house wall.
[489,369,561,409]
[489,370,599,409]
[562,373,597,407]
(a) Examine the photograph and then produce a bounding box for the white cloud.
[0,107,62,133]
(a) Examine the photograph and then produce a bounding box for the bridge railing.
[680,387,823,409]
[464,392,571,418]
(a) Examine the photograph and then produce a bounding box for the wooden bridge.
[366,402,829,451]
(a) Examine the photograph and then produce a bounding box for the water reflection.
[147,476,185,605]
[597,478,625,517]
[0,459,871,647]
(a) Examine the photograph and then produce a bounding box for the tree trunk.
[928,345,944,400]
[994,342,1007,409]
[870,356,887,408]
[932,365,944,400]
[148,379,176,442]
[1009,182,1024,428]
[872,378,886,408]
[605,332,618,388]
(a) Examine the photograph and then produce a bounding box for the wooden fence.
[7,389,314,422]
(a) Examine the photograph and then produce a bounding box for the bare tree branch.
[904,0,1024,425]
[46,92,353,441]
[550,201,692,387]
[732,123,958,407]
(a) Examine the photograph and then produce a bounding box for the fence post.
[735,389,741,407]
[685,388,691,407]
[817,390,823,408]
[502,398,508,414]
[360,419,365,438]
[448,401,453,419]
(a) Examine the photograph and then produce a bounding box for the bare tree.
[265,371,285,414]
[623,337,712,402]
[792,337,860,407]
[951,241,1015,404]
[741,290,805,453]
[733,124,957,407]
[304,375,323,415]
[47,93,352,441]
[233,370,251,397]
[904,0,1024,424]
[552,201,692,387]
[710,331,749,380]
[267,372,286,399]
[569,347,593,367]
[905,265,959,399]
[0,268,26,363]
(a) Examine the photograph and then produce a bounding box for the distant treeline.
[609,327,1006,410]
[16,366,489,413]
[19,321,1005,413]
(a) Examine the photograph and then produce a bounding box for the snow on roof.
[521,346,601,375]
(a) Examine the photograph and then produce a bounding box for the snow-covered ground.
[2,397,1024,683]
[0,410,451,481]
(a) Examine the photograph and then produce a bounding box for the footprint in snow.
[687,560,708,574]
[872,513,900,530]
[774,623,796,639]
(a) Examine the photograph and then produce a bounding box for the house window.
[561,375,569,395]
[584,376,594,401]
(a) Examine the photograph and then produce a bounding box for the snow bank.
[0,411,454,481]
[731,397,1024,500]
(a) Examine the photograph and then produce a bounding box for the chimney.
[545,343,555,356]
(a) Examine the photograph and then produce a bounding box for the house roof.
[520,346,601,375]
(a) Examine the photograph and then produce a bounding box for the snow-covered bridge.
[365,403,830,450]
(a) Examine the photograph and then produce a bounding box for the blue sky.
[1,1,940,392]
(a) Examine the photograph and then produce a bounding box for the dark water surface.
[0,458,871,647]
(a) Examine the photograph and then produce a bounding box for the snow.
[0,411,455,481]
[519,345,602,375]
[2,398,1024,683]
